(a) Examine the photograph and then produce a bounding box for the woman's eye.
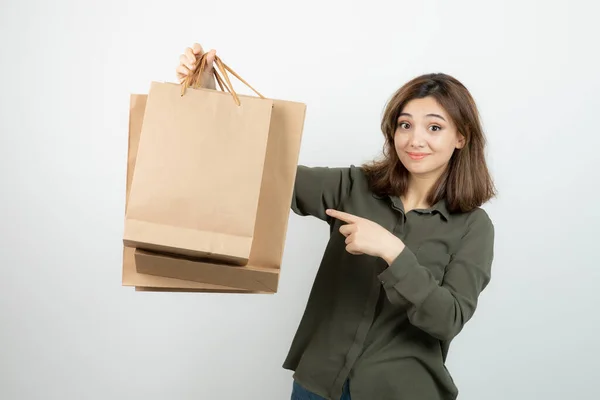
[430,125,442,132]
[399,122,410,129]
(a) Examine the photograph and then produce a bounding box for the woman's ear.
[456,132,466,149]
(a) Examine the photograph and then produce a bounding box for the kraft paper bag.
[122,56,306,293]
[134,95,307,292]
[122,93,259,294]
[123,55,274,265]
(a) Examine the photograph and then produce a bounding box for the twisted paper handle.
[181,53,265,106]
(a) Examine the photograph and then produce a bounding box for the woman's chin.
[403,160,445,178]
[403,160,431,174]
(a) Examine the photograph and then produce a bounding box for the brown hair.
[362,73,496,213]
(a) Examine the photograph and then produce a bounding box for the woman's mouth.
[406,152,430,160]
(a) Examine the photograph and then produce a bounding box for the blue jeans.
[291,380,351,400]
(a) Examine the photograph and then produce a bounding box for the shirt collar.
[373,193,450,221]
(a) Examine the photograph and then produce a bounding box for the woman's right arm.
[292,165,353,221]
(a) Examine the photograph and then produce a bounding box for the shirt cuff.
[377,246,435,308]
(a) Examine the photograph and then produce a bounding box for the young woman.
[176,43,496,400]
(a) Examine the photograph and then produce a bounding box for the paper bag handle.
[181,53,265,106]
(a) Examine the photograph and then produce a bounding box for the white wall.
[1,0,598,399]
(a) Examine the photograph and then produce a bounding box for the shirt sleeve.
[291,165,353,222]
[377,208,495,341]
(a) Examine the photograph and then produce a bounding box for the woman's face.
[394,96,465,179]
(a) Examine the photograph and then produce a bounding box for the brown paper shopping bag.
[134,96,306,292]
[122,93,258,293]
[123,55,274,265]
[124,57,307,293]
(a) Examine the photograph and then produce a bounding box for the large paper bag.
[127,78,306,292]
[123,56,273,265]
[122,93,259,293]
[135,96,306,292]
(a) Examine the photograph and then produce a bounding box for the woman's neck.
[401,173,439,212]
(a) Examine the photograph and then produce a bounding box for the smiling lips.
[406,152,430,160]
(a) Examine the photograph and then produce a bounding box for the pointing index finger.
[326,209,359,223]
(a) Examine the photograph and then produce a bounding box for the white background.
[1,0,599,399]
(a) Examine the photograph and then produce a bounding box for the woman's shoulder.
[456,206,493,224]
[449,206,494,238]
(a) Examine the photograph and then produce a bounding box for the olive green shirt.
[283,165,495,400]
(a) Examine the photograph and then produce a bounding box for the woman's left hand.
[326,209,406,265]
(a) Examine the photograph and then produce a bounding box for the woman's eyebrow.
[398,112,447,122]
